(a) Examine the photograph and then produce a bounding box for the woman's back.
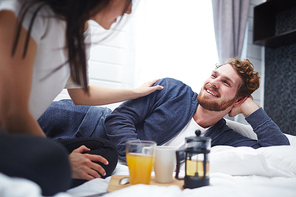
[0,0,89,119]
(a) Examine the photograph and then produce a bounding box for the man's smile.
[204,85,219,98]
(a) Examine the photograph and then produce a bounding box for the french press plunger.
[175,130,211,189]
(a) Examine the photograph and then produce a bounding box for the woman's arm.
[67,79,163,106]
[0,10,44,136]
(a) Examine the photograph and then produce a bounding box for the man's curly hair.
[216,58,260,98]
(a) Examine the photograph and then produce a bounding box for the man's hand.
[229,96,259,117]
[69,145,109,180]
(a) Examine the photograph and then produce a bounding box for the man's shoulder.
[154,78,197,102]
[156,77,189,87]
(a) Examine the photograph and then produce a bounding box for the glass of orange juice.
[126,140,156,185]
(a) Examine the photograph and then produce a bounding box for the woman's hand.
[133,79,164,98]
[69,145,109,180]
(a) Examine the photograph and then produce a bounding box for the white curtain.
[129,0,219,92]
[212,0,250,64]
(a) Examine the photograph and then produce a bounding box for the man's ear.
[233,96,248,107]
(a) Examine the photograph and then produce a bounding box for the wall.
[54,1,217,110]
[54,1,269,125]
[264,7,296,135]
[236,0,266,124]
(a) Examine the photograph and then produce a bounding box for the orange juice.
[126,153,154,185]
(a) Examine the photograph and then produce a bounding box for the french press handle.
[175,149,185,180]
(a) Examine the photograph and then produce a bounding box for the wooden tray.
[107,175,184,192]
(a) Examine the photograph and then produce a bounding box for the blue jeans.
[38,99,118,187]
[38,99,112,140]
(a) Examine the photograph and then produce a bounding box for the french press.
[175,130,211,189]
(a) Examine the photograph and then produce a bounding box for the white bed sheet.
[1,134,295,197]
[66,137,296,197]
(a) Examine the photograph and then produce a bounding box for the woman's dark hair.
[12,0,132,92]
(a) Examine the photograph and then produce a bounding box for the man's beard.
[197,90,237,112]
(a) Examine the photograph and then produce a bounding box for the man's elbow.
[281,136,290,146]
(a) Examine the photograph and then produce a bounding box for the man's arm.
[104,78,198,160]
[245,108,290,146]
[104,81,164,160]
[225,97,289,147]
[229,97,259,117]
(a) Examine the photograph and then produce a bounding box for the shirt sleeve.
[104,78,198,160]
[207,108,290,148]
[245,108,290,146]
[104,83,162,160]
[0,0,47,44]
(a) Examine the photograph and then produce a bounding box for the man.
[104,58,290,160]
[40,58,289,160]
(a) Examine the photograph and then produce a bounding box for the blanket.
[1,135,295,197]
[66,140,296,197]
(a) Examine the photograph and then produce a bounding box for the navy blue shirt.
[104,78,290,159]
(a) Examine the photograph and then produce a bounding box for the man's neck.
[193,105,228,128]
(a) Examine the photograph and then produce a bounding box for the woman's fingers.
[72,145,91,153]
[84,154,108,177]
[69,148,109,180]
[134,79,164,98]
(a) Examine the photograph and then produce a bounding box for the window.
[131,0,219,92]
[55,1,218,103]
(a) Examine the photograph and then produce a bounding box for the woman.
[0,0,163,195]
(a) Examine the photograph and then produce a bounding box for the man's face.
[197,64,243,111]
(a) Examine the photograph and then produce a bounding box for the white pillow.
[225,119,257,140]
[285,134,296,146]
[210,146,296,177]
[257,145,296,175]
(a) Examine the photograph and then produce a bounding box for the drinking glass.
[126,140,156,185]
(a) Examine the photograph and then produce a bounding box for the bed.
[1,121,296,197]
